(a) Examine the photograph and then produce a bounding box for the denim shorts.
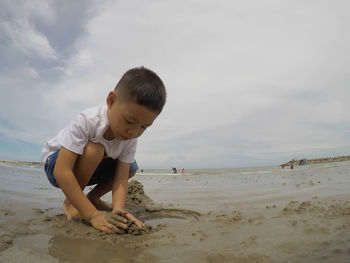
[44,151,139,188]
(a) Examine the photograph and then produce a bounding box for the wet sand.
[0,162,350,262]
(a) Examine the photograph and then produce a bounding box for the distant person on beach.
[182,168,185,174]
[41,67,166,234]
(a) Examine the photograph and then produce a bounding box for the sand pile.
[125,220,153,236]
[126,180,152,205]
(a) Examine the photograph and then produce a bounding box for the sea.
[1,160,350,212]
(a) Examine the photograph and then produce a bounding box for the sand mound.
[125,220,154,236]
[126,180,152,205]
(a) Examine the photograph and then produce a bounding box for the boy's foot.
[62,199,81,220]
[87,195,113,211]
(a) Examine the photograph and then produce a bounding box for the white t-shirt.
[41,105,137,163]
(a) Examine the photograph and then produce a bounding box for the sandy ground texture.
[0,162,350,262]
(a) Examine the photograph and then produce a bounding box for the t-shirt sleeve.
[60,113,89,155]
[118,139,137,163]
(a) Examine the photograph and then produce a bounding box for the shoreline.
[0,159,43,166]
[281,155,350,167]
[2,155,350,170]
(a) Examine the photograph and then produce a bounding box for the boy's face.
[105,91,159,141]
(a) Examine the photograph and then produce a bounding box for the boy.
[41,67,166,234]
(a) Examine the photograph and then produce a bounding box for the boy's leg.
[129,171,136,179]
[85,165,137,210]
[87,180,114,211]
[63,141,105,220]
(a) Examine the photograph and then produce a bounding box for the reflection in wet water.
[48,236,142,263]
[13,234,144,263]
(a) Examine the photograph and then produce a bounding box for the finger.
[107,217,128,228]
[131,218,144,228]
[110,214,127,223]
[113,209,127,216]
[100,226,113,234]
[107,223,124,234]
[134,220,145,228]
[124,212,136,221]
[124,212,144,227]
[106,222,125,234]
[114,227,125,234]
[107,217,128,229]
[125,212,142,224]
[108,217,127,228]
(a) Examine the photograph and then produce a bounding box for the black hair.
[114,66,167,113]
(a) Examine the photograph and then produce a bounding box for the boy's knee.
[82,142,105,161]
[129,171,136,179]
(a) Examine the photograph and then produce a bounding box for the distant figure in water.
[172,167,177,174]
[182,168,185,174]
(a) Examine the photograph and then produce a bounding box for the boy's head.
[114,66,166,113]
[106,67,166,141]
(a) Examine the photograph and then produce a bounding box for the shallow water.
[134,161,350,212]
[1,161,350,212]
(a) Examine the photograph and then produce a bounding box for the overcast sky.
[0,0,349,168]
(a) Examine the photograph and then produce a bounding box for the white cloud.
[1,19,57,59]
[1,0,350,166]
[0,0,57,59]
[23,66,39,79]
[0,0,56,23]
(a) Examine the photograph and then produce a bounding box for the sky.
[0,0,349,169]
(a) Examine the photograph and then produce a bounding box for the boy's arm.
[112,160,145,227]
[111,159,130,211]
[54,147,97,220]
[55,147,128,233]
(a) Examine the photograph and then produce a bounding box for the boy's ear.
[106,91,116,108]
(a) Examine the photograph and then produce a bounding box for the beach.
[0,162,350,262]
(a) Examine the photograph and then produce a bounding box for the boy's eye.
[124,118,134,125]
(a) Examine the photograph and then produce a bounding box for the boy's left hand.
[112,209,145,228]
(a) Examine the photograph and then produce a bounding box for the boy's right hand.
[89,211,128,234]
